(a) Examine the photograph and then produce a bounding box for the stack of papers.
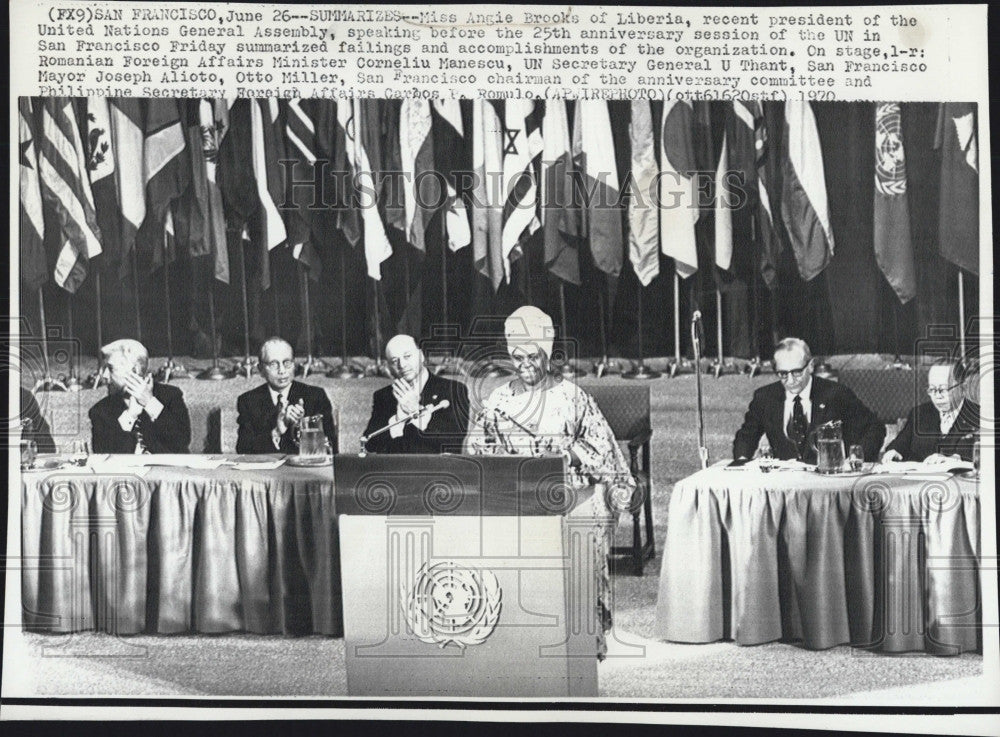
[222,457,286,471]
[726,459,815,472]
[875,460,975,475]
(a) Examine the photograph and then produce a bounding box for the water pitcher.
[298,414,326,459]
[812,420,845,474]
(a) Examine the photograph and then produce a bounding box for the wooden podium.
[335,454,601,697]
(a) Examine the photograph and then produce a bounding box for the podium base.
[708,360,737,379]
[592,358,623,378]
[156,360,190,382]
[328,360,363,379]
[87,370,109,390]
[63,374,84,392]
[196,363,231,381]
[296,356,331,378]
[623,363,661,380]
[231,357,257,379]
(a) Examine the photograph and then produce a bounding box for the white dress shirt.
[117,393,164,454]
[388,368,431,438]
[938,399,964,436]
[783,378,813,439]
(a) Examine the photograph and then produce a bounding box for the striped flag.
[250,99,287,251]
[199,99,230,283]
[37,97,102,293]
[284,98,322,277]
[741,102,781,289]
[573,100,623,277]
[659,101,699,278]
[781,101,834,281]
[328,100,361,247]
[500,100,543,274]
[85,97,121,264]
[108,99,145,278]
[541,99,580,285]
[20,98,47,293]
[339,99,393,280]
[141,99,190,272]
[400,99,436,254]
[628,100,659,286]
[432,100,471,251]
[472,99,505,290]
[873,102,916,303]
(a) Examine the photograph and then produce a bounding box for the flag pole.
[328,245,362,378]
[365,277,389,377]
[155,241,188,382]
[197,282,229,380]
[63,293,82,391]
[295,264,329,377]
[958,270,966,358]
[88,269,108,389]
[558,281,585,379]
[710,290,734,379]
[692,310,708,469]
[746,211,764,378]
[32,288,67,392]
[231,233,256,379]
[436,215,462,377]
[668,272,692,378]
[623,286,660,379]
[130,247,142,342]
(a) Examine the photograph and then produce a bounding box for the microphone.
[360,399,451,450]
[691,310,705,351]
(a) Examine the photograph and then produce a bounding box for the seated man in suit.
[882,357,980,463]
[733,337,885,464]
[362,334,468,454]
[89,339,191,454]
[21,387,56,454]
[236,337,338,454]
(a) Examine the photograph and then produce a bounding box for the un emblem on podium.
[401,562,502,649]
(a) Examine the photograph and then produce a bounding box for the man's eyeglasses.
[927,384,961,396]
[776,365,810,380]
[264,359,295,371]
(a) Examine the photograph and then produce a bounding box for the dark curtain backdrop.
[21,101,978,362]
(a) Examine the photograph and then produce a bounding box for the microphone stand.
[692,311,708,469]
[359,402,443,455]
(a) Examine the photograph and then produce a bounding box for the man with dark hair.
[733,337,885,463]
[362,334,468,454]
[236,337,338,454]
[882,358,980,463]
[89,339,191,454]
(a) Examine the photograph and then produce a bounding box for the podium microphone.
[359,400,450,454]
[691,309,709,469]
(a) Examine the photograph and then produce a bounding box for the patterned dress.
[470,378,636,658]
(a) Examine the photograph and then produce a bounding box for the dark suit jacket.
[886,400,980,462]
[236,381,337,454]
[89,382,191,454]
[21,387,56,454]
[733,376,885,462]
[362,372,469,454]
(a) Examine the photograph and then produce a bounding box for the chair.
[188,405,223,453]
[837,368,929,425]
[583,383,654,576]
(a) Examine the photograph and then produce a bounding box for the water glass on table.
[69,440,90,466]
[20,439,37,470]
[847,444,864,472]
[757,444,774,473]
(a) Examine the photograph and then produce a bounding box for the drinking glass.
[758,444,774,473]
[70,439,90,466]
[848,444,864,472]
[20,439,37,470]
[972,440,981,475]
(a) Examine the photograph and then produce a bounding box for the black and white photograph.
[4,2,996,733]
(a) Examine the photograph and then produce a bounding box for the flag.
[432,100,471,251]
[714,128,733,272]
[19,99,47,293]
[340,99,393,280]
[781,101,834,281]
[141,99,190,272]
[873,102,916,303]
[573,100,623,277]
[108,99,145,277]
[935,102,979,275]
[472,99,505,290]
[727,101,760,284]
[659,100,699,278]
[628,100,659,287]
[37,97,102,293]
[399,99,436,253]
[500,100,543,274]
[85,97,121,263]
[250,99,287,251]
[329,100,361,247]
[199,99,230,283]
[742,102,781,289]
[283,98,321,278]
[541,99,580,285]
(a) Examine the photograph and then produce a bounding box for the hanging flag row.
[19,98,978,302]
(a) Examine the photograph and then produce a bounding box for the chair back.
[188,404,222,453]
[837,368,929,425]
[580,384,651,442]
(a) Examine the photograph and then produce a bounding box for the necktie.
[133,413,147,454]
[787,395,808,458]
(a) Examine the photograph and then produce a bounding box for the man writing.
[362,334,468,454]
[236,337,338,453]
[732,338,885,463]
[89,339,191,454]
[882,357,980,463]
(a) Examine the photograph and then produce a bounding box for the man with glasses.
[361,334,468,454]
[236,337,338,453]
[732,337,884,463]
[882,357,979,463]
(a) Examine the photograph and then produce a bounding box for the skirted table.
[21,459,342,636]
[654,467,981,655]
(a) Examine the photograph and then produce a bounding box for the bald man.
[361,335,469,454]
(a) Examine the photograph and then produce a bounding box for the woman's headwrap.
[504,306,555,359]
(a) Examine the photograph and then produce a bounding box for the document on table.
[875,460,976,475]
[223,457,287,471]
[86,455,228,470]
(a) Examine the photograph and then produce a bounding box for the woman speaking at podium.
[470,306,635,658]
